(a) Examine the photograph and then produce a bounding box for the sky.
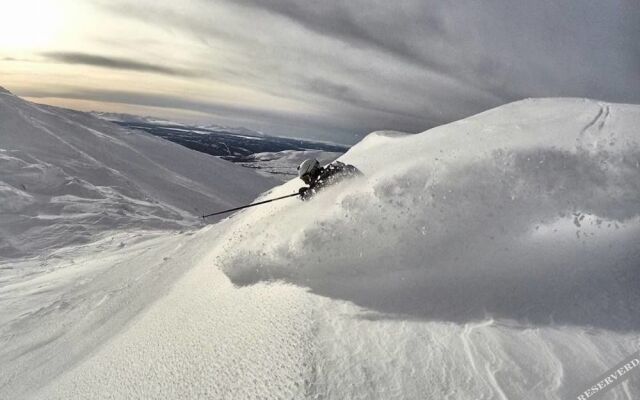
[1,0,638,144]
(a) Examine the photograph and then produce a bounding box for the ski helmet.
[297,158,320,182]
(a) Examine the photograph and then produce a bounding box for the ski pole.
[201,192,300,219]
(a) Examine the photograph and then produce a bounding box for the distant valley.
[92,112,348,163]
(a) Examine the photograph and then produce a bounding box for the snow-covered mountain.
[1,95,639,399]
[91,111,266,137]
[89,111,184,127]
[0,87,276,258]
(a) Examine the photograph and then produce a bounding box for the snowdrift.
[220,98,640,330]
[0,87,276,258]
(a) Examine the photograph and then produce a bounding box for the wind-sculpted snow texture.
[0,88,276,258]
[218,98,640,398]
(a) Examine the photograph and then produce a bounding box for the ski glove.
[298,186,313,200]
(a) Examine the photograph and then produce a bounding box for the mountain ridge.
[0,90,277,258]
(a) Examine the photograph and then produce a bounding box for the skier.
[297,158,362,200]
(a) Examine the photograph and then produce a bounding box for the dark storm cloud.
[22,87,294,121]
[76,0,640,143]
[20,86,361,140]
[306,78,361,105]
[229,0,449,72]
[98,0,469,90]
[22,83,442,143]
[2,56,36,62]
[228,0,640,101]
[299,77,442,128]
[42,52,195,77]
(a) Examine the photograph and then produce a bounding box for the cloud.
[230,0,449,71]
[21,0,640,143]
[21,86,361,141]
[42,51,195,77]
[1,56,36,62]
[226,0,640,102]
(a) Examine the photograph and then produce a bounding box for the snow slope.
[223,98,640,329]
[0,87,277,258]
[3,98,640,399]
[216,98,640,398]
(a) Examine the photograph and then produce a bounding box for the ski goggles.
[300,173,312,184]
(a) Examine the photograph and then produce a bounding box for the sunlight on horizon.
[0,0,65,51]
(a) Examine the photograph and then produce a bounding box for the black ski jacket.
[299,161,362,200]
